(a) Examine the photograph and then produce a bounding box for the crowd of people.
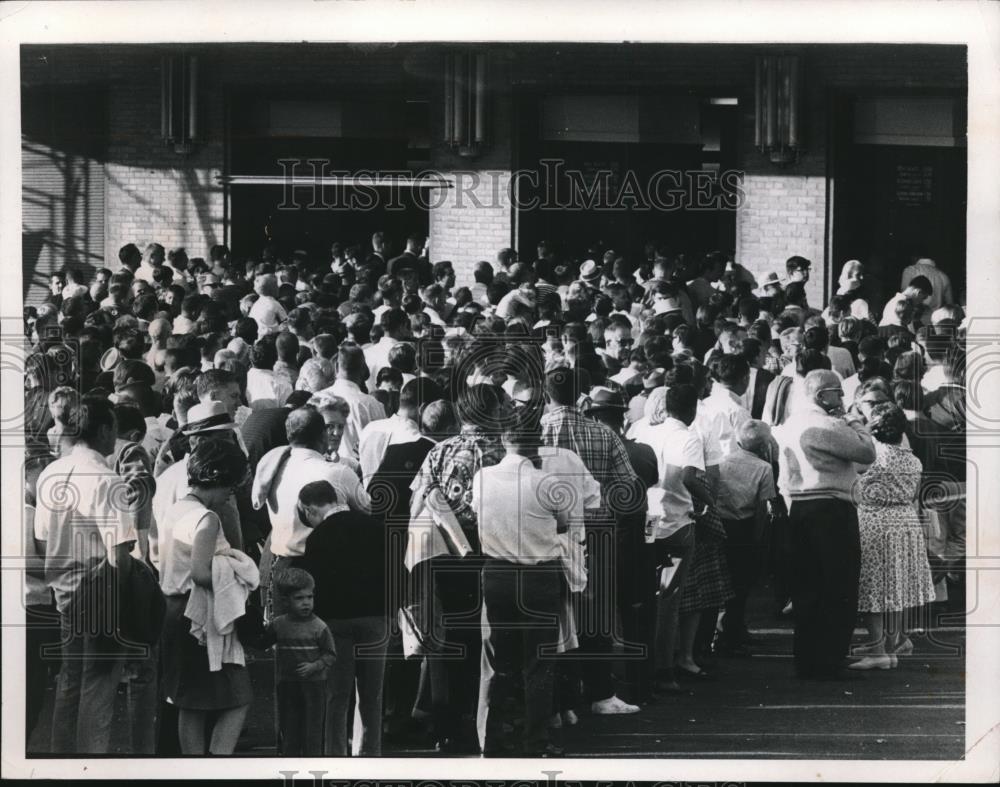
[22,234,966,757]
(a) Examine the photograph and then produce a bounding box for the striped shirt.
[262,614,336,683]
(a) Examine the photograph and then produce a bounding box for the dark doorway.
[229,184,429,265]
[226,94,430,263]
[514,94,740,261]
[831,95,967,312]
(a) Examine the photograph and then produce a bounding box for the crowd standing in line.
[23,236,966,756]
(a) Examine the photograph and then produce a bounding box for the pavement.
[25,581,967,760]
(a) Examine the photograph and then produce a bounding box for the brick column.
[428,170,513,286]
[735,173,827,307]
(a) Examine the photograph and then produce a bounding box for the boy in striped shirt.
[262,568,336,756]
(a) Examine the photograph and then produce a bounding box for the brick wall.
[103,53,226,262]
[735,174,827,306]
[428,170,513,285]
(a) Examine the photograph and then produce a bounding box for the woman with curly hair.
[849,402,936,670]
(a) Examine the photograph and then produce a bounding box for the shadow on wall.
[21,87,107,305]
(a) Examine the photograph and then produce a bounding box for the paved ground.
[26,582,967,760]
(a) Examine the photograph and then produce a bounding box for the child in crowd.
[261,568,336,757]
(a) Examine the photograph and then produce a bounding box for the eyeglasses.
[817,387,844,396]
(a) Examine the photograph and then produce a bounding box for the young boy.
[261,568,336,756]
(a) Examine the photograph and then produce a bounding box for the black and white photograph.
[1,0,998,782]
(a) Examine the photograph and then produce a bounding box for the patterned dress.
[856,441,936,612]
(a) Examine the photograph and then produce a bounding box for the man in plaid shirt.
[541,366,643,716]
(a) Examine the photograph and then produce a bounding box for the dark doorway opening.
[830,94,967,312]
[514,94,740,262]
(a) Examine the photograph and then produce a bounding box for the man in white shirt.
[358,378,443,483]
[252,406,371,561]
[634,383,715,685]
[133,242,173,284]
[364,308,410,393]
[880,276,933,328]
[901,257,953,311]
[248,273,288,337]
[472,417,572,756]
[35,398,137,754]
[371,277,404,324]
[701,354,752,457]
[320,344,386,462]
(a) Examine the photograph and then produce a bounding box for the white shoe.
[561,709,579,726]
[847,655,893,670]
[591,695,640,715]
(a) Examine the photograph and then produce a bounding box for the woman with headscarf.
[833,260,871,320]
[849,402,936,670]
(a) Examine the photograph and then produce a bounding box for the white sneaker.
[591,695,640,715]
[561,709,579,726]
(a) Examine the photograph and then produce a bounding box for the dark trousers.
[721,516,761,641]
[574,526,617,703]
[277,680,326,756]
[482,558,561,752]
[789,499,861,677]
[50,610,125,754]
[617,529,658,703]
[26,604,60,743]
[425,554,484,750]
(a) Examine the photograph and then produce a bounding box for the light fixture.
[443,50,489,158]
[754,54,801,165]
[161,53,199,155]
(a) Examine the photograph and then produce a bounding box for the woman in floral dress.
[850,402,936,670]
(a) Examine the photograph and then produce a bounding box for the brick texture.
[428,170,512,284]
[736,174,827,306]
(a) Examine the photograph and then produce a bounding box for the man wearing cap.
[151,401,246,556]
[755,270,784,299]
[578,259,603,295]
[773,369,876,680]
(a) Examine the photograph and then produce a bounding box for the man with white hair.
[773,369,876,680]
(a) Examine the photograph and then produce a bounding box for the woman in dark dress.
[158,439,253,755]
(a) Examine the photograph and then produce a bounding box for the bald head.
[149,317,172,341]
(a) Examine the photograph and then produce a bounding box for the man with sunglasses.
[773,370,876,681]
